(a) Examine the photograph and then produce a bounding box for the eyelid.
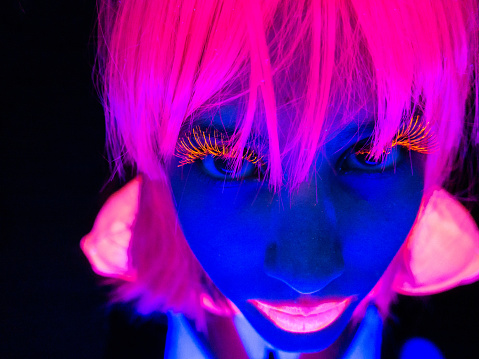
[201,154,261,181]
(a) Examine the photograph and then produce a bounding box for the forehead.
[193,101,375,152]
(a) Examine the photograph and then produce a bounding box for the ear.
[392,189,479,295]
[80,176,141,281]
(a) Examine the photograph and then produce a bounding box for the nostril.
[264,242,278,269]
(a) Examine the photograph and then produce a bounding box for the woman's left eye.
[338,142,405,173]
[201,155,260,180]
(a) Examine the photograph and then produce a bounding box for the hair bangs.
[99,0,478,193]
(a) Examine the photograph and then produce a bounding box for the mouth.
[247,297,354,333]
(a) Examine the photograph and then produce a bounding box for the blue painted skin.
[167,105,425,354]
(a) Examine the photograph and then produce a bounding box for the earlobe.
[392,189,479,295]
[80,176,142,281]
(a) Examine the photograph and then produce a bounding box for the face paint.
[168,105,430,353]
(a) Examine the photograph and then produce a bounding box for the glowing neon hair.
[98,0,479,190]
[92,0,479,326]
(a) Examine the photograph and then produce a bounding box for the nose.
[264,180,345,294]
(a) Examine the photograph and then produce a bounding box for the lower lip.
[248,297,353,333]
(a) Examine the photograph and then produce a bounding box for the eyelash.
[175,127,265,180]
[337,116,437,171]
[355,116,437,157]
[175,116,436,180]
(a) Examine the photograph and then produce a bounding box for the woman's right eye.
[200,155,261,181]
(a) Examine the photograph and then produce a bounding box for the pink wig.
[89,0,479,327]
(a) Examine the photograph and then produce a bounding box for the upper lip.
[247,296,355,333]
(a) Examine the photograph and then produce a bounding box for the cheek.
[169,170,269,289]
[335,165,424,289]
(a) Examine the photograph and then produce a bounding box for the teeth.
[251,299,350,333]
[255,300,346,316]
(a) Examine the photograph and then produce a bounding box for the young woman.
[82,0,479,357]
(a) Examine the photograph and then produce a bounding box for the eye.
[201,155,261,181]
[174,127,266,182]
[338,141,405,173]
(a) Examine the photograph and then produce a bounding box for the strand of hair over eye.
[175,127,264,167]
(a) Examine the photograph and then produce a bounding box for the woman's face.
[167,104,425,353]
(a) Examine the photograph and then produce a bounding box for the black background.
[3,1,110,358]
[2,1,479,358]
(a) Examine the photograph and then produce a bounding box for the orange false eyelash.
[175,127,264,167]
[356,115,438,156]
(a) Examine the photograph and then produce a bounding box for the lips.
[248,297,353,333]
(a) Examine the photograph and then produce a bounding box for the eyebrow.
[189,107,269,143]
[190,105,239,131]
